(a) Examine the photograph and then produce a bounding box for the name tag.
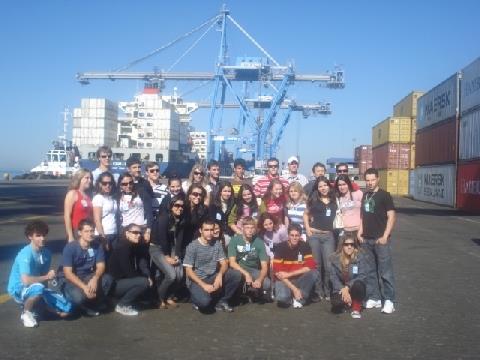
[297,252,303,262]
[326,208,331,217]
[352,265,358,274]
[245,243,251,252]
[39,254,44,265]
[364,202,370,212]
[87,248,94,257]
[81,199,88,208]
[216,213,222,221]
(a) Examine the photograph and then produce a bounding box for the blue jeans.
[308,231,335,297]
[113,276,149,306]
[149,245,184,301]
[275,270,318,306]
[64,273,113,307]
[188,269,242,309]
[242,267,271,291]
[361,238,395,301]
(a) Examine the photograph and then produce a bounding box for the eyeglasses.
[149,168,160,173]
[101,181,112,186]
[337,169,348,174]
[191,192,202,197]
[128,230,142,235]
[121,182,133,186]
[343,243,355,248]
[172,203,184,208]
[267,164,278,168]
[193,171,204,176]
[100,155,112,159]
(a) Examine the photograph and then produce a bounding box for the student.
[149,195,186,309]
[272,224,318,309]
[117,173,148,237]
[91,145,119,184]
[253,157,289,199]
[303,176,337,301]
[358,168,396,314]
[231,158,251,197]
[64,168,93,242]
[209,181,235,245]
[92,171,118,251]
[182,164,212,205]
[168,176,184,197]
[227,217,270,301]
[207,159,221,200]
[286,181,308,239]
[183,220,242,312]
[61,219,113,317]
[260,179,288,225]
[334,174,363,236]
[257,213,288,260]
[228,184,259,235]
[183,184,209,248]
[7,221,72,327]
[303,162,327,196]
[335,163,360,191]
[329,234,367,318]
[146,161,171,216]
[107,223,151,316]
[282,156,308,186]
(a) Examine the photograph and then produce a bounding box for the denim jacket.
[329,250,367,293]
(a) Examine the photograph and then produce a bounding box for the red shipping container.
[358,160,372,177]
[415,118,457,166]
[355,145,372,162]
[372,143,411,170]
[456,161,480,212]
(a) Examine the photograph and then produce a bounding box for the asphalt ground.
[0,180,479,360]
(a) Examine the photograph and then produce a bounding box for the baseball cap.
[287,156,299,164]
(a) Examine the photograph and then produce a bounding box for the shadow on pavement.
[396,207,473,217]
[471,239,480,246]
[0,238,66,261]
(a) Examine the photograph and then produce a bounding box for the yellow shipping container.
[372,117,413,147]
[411,117,417,143]
[410,144,415,169]
[378,169,409,196]
[393,91,424,118]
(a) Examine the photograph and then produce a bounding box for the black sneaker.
[81,306,100,317]
[310,294,322,303]
[215,301,234,313]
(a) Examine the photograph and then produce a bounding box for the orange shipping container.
[372,143,411,170]
[415,118,457,166]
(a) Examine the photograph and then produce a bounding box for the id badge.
[245,243,251,252]
[297,252,303,262]
[39,254,44,265]
[364,202,370,212]
[81,199,88,208]
[216,212,222,221]
[326,208,331,217]
[352,265,358,275]
[87,248,94,257]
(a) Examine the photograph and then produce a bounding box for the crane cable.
[113,14,220,72]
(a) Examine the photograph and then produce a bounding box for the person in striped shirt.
[272,223,318,309]
[286,182,308,240]
[253,157,289,199]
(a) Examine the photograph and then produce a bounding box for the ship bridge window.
[138,142,144,148]
[146,132,153,138]
[156,154,163,162]
[130,153,141,160]
[143,154,150,160]
[138,133,144,138]
[139,112,145,117]
[59,154,67,162]
[113,153,124,160]
[88,152,96,160]
[147,113,153,117]
[147,122,153,127]
[146,143,152,148]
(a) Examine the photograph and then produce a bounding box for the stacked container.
[371,117,414,195]
[458,58,480,211]
[410,73,460,207]
[354,145,372,179]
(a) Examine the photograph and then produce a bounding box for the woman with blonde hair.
[64,168,93,242]
[286,181,307,239]
[329,233,367,318]
[181,164,211,205]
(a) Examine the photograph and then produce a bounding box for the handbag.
[333,198,344,229]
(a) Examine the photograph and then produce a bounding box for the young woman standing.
[92,172,118,251]
[117,173,147,233]
[334,174,363,237]
[64,169,93,242]
[286,182,308,240]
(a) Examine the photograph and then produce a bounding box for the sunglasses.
[101,181,112,186]
[100,155,112,159]
[267,164,278,168]
[121,182,133,186]
[172,203,184,208]
[191,192,202,197]
[128,230,142,235]
[193,171,204,176]
[343,243,355,247]
[149,168,160,173]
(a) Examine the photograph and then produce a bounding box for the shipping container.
[410,144,415,169]
[358,160,372,179]
[372,143,411,170]
[378,170,409,196]
[411,118,417,143]
[410,165,456,206]
[415,118,457,166]
[456,160,480,211]
[354,145,372,162]
[459,109,480,161]
[460,57,480,114]
[372,117,413,147]
[393,91,424,118]
[417,73,459,130]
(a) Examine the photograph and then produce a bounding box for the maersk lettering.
[461,180,480,195]
[423,187,445,199]
[424,173,444,186]
[424,91,451,118]
[464,76,480,97]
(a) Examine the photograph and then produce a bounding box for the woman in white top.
[117,173,147,230]
[92,172,118,251]
[181,164,211,206]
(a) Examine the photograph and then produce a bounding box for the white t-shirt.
[92,194,118,235]
[92,168,120,185]
[119,194,146,227]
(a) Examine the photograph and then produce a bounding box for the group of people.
[7,146,397,328]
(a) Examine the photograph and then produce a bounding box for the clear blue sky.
[1,0,479,173]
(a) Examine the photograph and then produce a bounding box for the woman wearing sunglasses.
[149,195,186,309]
[329,234,367,319]
[92,172,118,251]
[117,173,147,232]
[334,174,363,237]
[183,184,209,248]
[182,164,212,206]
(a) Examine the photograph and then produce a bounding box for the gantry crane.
[77,5,345,162]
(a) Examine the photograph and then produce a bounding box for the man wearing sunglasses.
[146,161,170,216]
[92,146,119,184]
[253,157,289,199]
[335,163,359,191]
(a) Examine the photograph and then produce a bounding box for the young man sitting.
[7,221,72,327]
[60,219,113,316]
[273,223,318,308]
[227,217,270,302]
[183,219,241,313]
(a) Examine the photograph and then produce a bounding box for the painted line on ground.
[452,216,480,225]
[0,294,11,304]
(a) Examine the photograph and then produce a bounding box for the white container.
[411,165,456,206]
[417,73,459,130]
[459,108,480,160]
[461,57,480,114]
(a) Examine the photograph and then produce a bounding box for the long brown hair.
[336,233,359,272]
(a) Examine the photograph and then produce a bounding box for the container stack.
[354,145,372,179]
[410,73,460,207]
[372,116,415,195]
[458,58,480,211]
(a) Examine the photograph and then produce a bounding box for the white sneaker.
[351,310,362,319]
[381,300,395,314]
[292,299,303,309]
[115,304,139,316]
[365,299,382,309]
[21,311,38,328]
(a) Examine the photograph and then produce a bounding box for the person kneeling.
[329,234,367,318]
[60,219,113,317]
[107,224,152,316]
[7,221,72,328]
[273,224,318,308]
[227,217,270,302]
[183,220,241,313]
